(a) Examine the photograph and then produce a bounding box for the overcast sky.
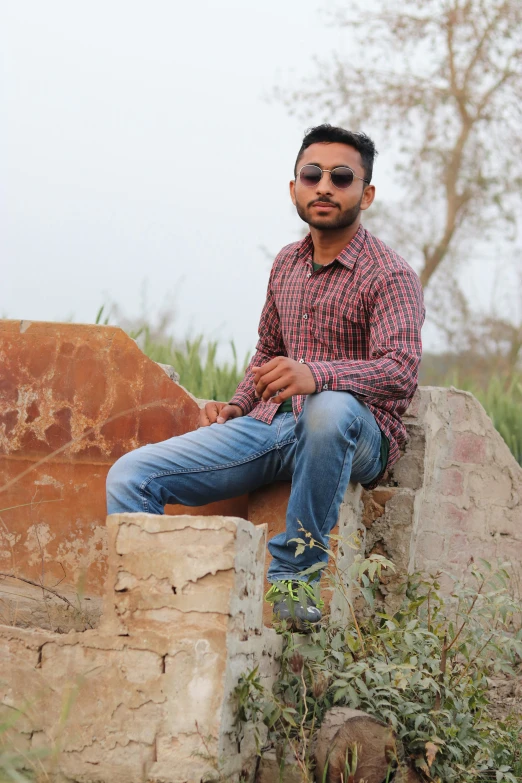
[2,1,518,362]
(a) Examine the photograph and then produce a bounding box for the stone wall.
[359,386,522,602]
[0,513,281,783]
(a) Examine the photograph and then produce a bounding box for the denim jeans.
[106,391,383,582]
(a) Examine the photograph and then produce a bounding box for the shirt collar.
[298,224,366,270]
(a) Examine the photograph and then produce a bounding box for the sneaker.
[265,580,323,632]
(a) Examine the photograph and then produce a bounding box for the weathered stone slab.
[0,320,245,629]
[0,513,282,783]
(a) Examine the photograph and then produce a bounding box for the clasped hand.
[198,356,316,427]
[252,356,316,403]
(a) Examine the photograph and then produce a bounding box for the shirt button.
[303,313,308,320]
[322,384,328,390]
[306,272,312,278]
[298,358,304,363]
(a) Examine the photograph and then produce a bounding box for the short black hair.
[294,124,378,184]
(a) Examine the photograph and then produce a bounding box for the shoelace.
[265,580,324,609]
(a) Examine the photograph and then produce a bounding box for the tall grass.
[452,373,522,466]
[150,333,249,402]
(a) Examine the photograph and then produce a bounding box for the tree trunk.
[313,707,397,783]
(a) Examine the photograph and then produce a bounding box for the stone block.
[387,425,425,490]
[450,432,486,465]
[468,468,516,507]
[447,533,495,566]
[0,321,244,629]
[439,468,465,497]
[256,749,302,782]
[0,513,278,783]
[415,531,445,562]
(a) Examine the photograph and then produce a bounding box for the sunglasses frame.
[297,164,369,190]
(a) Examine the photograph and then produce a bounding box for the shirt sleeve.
[306,266,425,400]
[229,260,286,414]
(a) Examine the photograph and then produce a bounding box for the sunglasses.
[297,164,368,190]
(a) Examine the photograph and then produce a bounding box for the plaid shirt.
[230,224,425,484]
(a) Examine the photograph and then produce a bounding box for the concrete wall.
[0,513,281,783]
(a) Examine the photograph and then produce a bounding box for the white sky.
[2,1,518,361]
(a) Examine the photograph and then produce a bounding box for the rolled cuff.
[306,361,338,393]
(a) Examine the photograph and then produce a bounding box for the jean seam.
[137,442,287,510]
[354,417,383,484]
[322,414,367,531]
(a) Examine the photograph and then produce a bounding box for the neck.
[309,219,361,265]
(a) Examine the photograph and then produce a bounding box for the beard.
[296,195,363,231]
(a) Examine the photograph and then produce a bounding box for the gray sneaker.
[265,580,323,632]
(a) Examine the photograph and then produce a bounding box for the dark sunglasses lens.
[299,165,322,186]
[331,167,354,188]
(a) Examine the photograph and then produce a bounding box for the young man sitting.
[106,124,425,630]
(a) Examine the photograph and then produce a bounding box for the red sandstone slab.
[0,320,241,598]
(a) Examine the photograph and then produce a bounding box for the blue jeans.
[106,392,383,582]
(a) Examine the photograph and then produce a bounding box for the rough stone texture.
[350,387,522,609]
[251,387,522,608]
[0,321,247,630]
[0,514,282,783]
[256,750,303,782]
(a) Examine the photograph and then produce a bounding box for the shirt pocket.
[310,298,368,359]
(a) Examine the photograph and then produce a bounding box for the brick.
[448,533,495,566]
[447,391,471,427]
[451,432,486,464]
[468,469,514,506]
[439,468,464,497]
[416,532,445,561]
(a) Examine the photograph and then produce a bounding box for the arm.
[307,267,424,400]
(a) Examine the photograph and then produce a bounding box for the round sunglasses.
[297,164,368,190]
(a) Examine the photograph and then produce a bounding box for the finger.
[271,385,296,404]
[205,402,221,424]
[262,374,292,401]
[252,357,283,382]
[199,408,211,427]
[255,367,286,396]
[217,404,241,423]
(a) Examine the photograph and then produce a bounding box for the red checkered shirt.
[229,224,425,485]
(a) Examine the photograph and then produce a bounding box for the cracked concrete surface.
[0,514,282,783]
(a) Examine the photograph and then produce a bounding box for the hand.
[252,357,316,403]
[199,401,243,427]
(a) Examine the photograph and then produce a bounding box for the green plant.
[95,304,249,401]
[235,546,522,783]
[0,704,40,782]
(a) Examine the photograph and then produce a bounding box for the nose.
[315,170,333,196]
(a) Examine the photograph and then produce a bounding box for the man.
[107,124,425,630]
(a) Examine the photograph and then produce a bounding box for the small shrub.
[235,544,522,782]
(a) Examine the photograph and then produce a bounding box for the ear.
[289,179,297,206]
[360,184,376,211]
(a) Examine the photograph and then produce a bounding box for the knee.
[300,391,359,439]
[106,448,145,497]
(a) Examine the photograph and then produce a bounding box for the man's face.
[290,142,375,230]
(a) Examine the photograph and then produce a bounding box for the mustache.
[308,198,340,208]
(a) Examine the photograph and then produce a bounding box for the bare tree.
[278,0,522,289]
